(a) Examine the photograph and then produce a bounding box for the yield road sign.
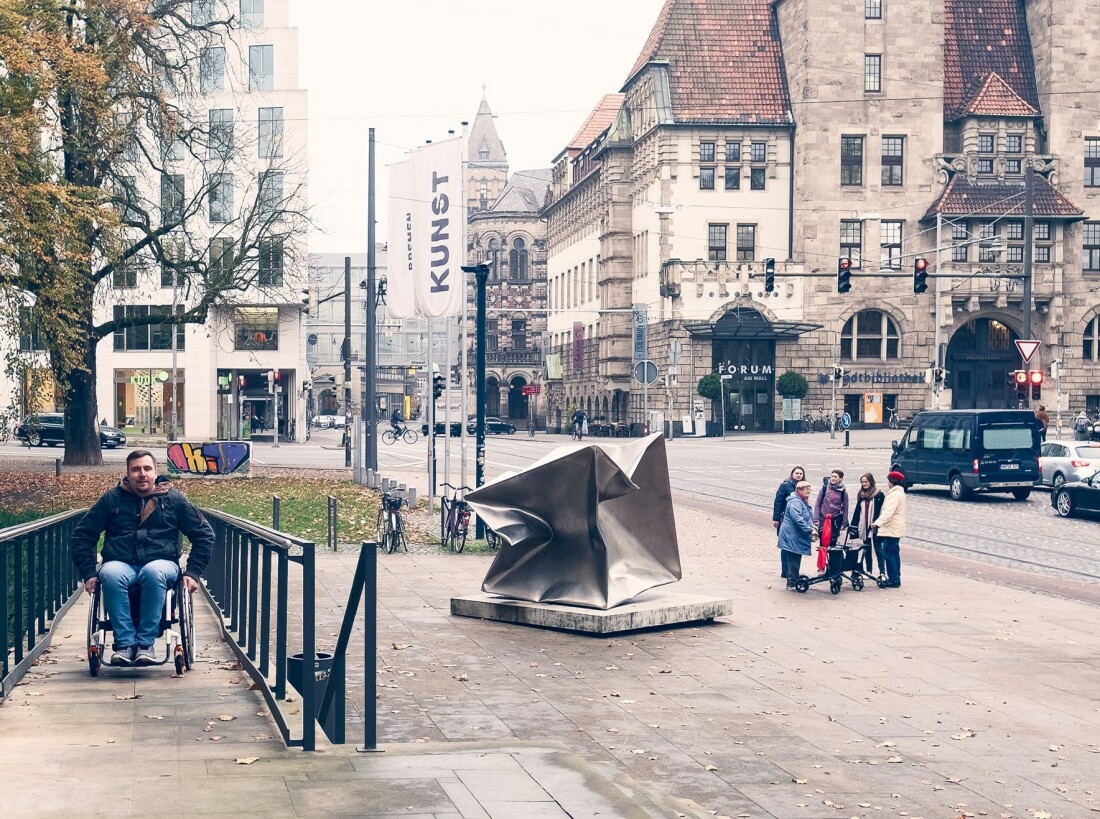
[1015,339,1040,364]
[634,360,658,385]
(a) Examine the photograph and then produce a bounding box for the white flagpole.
[460,124,469,491]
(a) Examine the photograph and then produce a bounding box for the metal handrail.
[200,508,319,751]
[1,510,85,698]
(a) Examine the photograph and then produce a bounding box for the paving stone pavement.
[2,449,1099,818]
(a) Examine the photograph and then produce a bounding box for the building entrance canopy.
[685,309,821,340]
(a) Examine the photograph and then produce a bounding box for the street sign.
[632,306,647,361]
[634,359,658,385]
[1015,339,1040,364]
[521,385,541,396]
[669,340,682,366]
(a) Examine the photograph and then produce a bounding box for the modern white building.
[91,0,310,442]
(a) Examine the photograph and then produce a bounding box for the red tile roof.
[625,0,791,126]
[566,95,624,152]
[960,71,1037,118]
[944,0,1040,121]
[923,175,1083,220]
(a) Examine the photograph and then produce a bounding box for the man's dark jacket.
[71,476,214,583]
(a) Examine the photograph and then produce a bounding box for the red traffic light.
[839,257,851,270]
[915,258,928,270]
[1014,371,1029,385]
[1029,371,1043,385]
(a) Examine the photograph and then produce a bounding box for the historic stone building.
[543,0,1100,434]
[464,99,550,425]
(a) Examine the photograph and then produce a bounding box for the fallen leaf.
[391,643,410,650]
[456,673,468,682]
[234,757,259,765]
[217,715,235,722]
[114,694,142,700]
[228,677,241,684]
[144,714,166,720]
[704,764,718,771]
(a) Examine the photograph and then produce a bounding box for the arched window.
[841,310,900,361]
[1085,315,1100,362]
[509,237,528,279]
[487,238,500,280]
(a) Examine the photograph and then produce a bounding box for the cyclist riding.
[390,408,404,433]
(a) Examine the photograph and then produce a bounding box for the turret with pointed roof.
[466,93,509,214]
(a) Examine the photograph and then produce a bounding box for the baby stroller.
[792,514,870,594]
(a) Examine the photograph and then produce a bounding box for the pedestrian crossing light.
[1029,370,1043,401]
[764,258,776,293]
[913,258,929,294]
[432,374,445,401]
[1014,370,1028,402]
[833,366,844,382]
[837,257,852,293]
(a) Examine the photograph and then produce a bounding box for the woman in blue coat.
[777,480,815,588]
[772,465,805,578]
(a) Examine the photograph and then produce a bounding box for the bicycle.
[375,490,407,554]
[888,407,900,430]
[381,424,418,445]
[440,482,473,553]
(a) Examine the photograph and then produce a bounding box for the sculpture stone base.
[450,590,733,635]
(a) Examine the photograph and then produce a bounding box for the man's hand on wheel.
[182,576,200,593]
[84,577,98,594]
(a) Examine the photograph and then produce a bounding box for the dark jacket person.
[71,450,214,666]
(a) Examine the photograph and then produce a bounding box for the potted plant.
[697,374,724,436]
[775,370,809,433]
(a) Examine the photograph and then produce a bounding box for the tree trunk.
[60,312,103,467]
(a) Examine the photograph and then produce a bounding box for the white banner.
[386,159,417,319]
[387,137,466,319]
[410,136,465,317]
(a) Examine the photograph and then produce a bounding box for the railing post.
[272,495,280,530]
[15,538,25,661]
[259,546,272,677]
[275,550,288,700]
[236,535,250,648]
[0,542,9,679]
[301,542,316,751]
[361,541,377,752]
[247,538,260,660]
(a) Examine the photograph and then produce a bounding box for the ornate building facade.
[542,0,1100,434]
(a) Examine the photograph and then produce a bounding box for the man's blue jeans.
[99,560,180,649]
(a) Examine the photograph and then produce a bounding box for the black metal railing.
[1,511,84,698]
[202,509,319,751]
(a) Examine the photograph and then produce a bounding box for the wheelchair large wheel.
[86,584,106,677]
[177,585,195,671]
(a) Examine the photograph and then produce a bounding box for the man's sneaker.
[134,646,157,665]
[110,647,134,666]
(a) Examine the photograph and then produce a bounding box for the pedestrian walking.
[871,470,907,588]
[1074,411,1090,441]
[849,472,885,576]
[777,480,815,588]
[772,465,806,578]
[812,469,850,556]
[1035,405,1050,442]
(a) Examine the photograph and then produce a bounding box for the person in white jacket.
[871,470,907,588]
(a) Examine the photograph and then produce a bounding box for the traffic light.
[301,288,312,315]
[266,371,275,392]
[432,374,445,401]
[238,374,246,390]
[833,366,844,383]
[913,258,929,294]
[273,370,282,386]
[764,258,776,293]
[933,366,945,384]
[1029,370,1043,401]
[837,257,852,293]
[1014,370,1028,402]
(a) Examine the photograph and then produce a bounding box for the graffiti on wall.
[166,441,251,477]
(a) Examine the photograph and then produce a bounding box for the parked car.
[333,415,348,430]
[1050,469,1100,518]
[466,416,517,435]
[421,420,463,437]
[890,409,1042,500]
[1039,439,1100,488]
[14,413,127,449]
[313,414,336,428]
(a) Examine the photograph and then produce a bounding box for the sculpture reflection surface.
[466,434,681,609]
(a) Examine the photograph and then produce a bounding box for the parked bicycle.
[888,407,901,430]
[376,490,407,554]
[381,424,418,445]
[440,483,473,553]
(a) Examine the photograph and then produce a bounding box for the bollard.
[366,468,375,488]
[381,477,390,492]
[844,429,850,447]
[272,495,281,530]
[55,458,62,477]
[408,488,417,508]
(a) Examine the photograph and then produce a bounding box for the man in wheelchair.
[71,449,214,667]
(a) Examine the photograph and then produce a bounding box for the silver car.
[1039,439,1100,488]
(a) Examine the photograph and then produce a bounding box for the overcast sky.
[292,0,666,254]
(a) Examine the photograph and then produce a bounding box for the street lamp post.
[461,263,489,538]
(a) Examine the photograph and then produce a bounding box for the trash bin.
[287,651,336,740]
[783,419,803,434]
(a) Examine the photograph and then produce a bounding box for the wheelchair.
[86,570,195,676]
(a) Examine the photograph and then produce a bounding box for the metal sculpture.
[466,433,681,609]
